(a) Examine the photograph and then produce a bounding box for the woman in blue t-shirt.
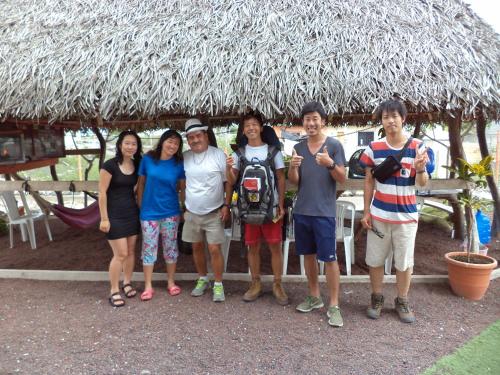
[137,130,186,301]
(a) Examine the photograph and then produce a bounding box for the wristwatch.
[327,161,336,170]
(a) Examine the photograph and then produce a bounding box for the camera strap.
[393,137,413,162]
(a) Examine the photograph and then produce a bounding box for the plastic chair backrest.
[336,200,356,235]
[17,190,32,215]
[0,191,22,221]
[336,202,347,237]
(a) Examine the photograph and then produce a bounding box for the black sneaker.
[367,293,384,319]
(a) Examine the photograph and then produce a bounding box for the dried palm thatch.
[0,0,499,124]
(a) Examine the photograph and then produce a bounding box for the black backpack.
[235,145,279,225]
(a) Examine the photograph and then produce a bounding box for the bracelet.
[222,203,230,208]
[416,170,426,174]
[326,161,336,170]
[101,219,109,221]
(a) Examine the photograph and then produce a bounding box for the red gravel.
[0,279,498,374]
[0,217,498,274]
[0,218,499,374]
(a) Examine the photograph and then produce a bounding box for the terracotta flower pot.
[444,251,498,301]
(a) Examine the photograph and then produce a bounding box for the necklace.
[192,150,208,165]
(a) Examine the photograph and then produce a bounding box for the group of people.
[98,99,429,328]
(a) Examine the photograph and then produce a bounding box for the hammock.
[32,193,101,229]
[51,201,100,229]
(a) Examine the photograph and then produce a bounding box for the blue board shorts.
[293,214,337,262]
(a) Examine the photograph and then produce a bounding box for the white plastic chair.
[0,190,53,249]
[283,200,356,276]
[319,200,356,276]
[282,205,296,275]
[222,206,243,272]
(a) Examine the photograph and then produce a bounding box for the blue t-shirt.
[138,154,186,221]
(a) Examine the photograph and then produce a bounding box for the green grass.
[20,154,101,181]
[422,320,500,375]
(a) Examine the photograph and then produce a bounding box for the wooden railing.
[0,179,471,192]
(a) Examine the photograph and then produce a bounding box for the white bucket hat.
[185,118,208,134]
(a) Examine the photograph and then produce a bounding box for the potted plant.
[444,156,497,300]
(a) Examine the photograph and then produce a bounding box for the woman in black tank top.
[98,131,142,307]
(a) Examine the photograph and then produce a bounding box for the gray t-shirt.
[293,136,346,217]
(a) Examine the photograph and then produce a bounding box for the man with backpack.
[226,111,289,305]
[288,101,347,327]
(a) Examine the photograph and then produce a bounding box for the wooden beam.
[0,158,58,174]
[2,111,444,129]
[0,178,470,192]
[0,269,457,283]
[65,148,101,155]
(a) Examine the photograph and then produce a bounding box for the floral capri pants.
[141,215,180,265]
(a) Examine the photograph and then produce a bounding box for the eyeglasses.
[371,227,385,239]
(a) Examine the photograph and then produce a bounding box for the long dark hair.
[115,130,143,169]
[148,129,183,164]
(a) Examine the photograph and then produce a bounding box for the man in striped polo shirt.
[360,99,429,323]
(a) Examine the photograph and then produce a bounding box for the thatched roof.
[0,0,499,125]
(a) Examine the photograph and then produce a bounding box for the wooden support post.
[49,165,64,205]
[412,120,422,138]
[476,107,500,239]
[446,111,466,240]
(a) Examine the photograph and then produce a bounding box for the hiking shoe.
[296,295,324,313]
[213,284,225,302]
[243,279,262,302]
[327,306,344,327]
[394,297,416,323]
[367,293,384,320]
[272,282,289,306]
[191,278,210,297]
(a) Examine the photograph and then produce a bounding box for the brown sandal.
[121,283,137,298]
[109,292,125,307]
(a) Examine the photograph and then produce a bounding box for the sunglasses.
[371,226,385,239]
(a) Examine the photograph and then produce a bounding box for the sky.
[464,0,500,33]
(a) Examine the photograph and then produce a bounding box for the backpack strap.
[235,147,248,170]
[266,145,279,173]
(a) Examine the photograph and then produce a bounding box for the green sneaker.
[213,284,225,302]
[191,278,210,297]
[296,295,324,313]
[327,306,344,327]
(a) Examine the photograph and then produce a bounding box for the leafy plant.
[444,155,493,261]
[0,217,7,236]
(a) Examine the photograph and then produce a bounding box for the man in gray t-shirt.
[288,101,347,327]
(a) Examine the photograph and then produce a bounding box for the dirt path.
[1,279,499,374]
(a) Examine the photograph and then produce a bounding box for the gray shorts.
[365,220,418,272]
[182,210,225,245]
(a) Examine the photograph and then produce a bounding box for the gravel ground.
[2,218,498,276]
[1,278,499,375]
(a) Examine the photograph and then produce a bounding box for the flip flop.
[109,292,125,307]
[167,285,181,296]
[140,288,154,301]
[121,283,137,298]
